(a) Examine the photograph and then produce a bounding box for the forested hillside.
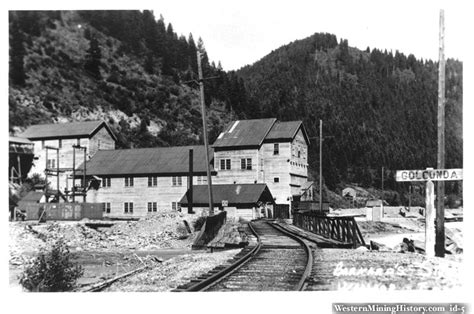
[9,12,462,198]
[9,10,252,148]
[238,33,463,193]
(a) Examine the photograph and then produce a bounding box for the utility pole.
[381,166,384,217]
[435,9,446,257]
[319,119,323,213]
[197,51,214,216]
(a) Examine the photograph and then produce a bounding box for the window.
[103,203,111,213]
[197,176,207,185]
[124,177,134,187]
[219,159,231,170]
[171,202,181,211]
[148,176,157,187]
[58,139,62,149]
[124,202,133,213]
[172,176,182,186]
[76,138,80,146]
[298,149,301,158]
[148,202,157,212]
[47,159,56,169]
[240,158,252,170]
[274,177,280,183]
[102,177,111,188]
[274,143,279,155]
[42,140,45,149]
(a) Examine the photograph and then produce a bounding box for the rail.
[269,223,313,291]
[181,221,262,291]
[293,212,365,248]
[178,220,313,291]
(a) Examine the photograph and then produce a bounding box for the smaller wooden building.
[179,183,275,221]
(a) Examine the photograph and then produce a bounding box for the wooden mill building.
[81,146,215,218]
[212,118,310,206]
[18,121,116,195]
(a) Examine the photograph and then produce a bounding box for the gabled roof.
[264,120,309,144]
[79,145,214,176]
[212,118,276,149]
[179,184,275,206]
[18,121,117,141]
[9,136,33,145]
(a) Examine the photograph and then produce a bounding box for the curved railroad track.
[175,220,313,292]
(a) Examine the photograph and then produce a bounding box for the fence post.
[351,219,357,248]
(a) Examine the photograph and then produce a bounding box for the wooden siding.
[213,149,259,184]
[89,126,115,156]
[289,129,308,178]
[29,137,91,191]
[87,175,214,218]
[260,142,292,204]
[27,125,115,192]
[212,131,309,205]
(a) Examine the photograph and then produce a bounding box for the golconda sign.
[395,169,463,182]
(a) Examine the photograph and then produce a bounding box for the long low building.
[81,145,215,218]
[179,183,275,220]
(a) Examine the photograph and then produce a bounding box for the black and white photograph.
[4,0,471,312]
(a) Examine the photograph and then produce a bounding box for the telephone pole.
[197,51,215,216]
[435,9,446,257]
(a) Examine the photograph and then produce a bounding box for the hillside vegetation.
[238,33,462,193]
[9,10,250,148]
[9,11,462,199]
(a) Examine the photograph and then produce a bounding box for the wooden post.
[319,119,323,213]
[436,9,446,257]
[72,146,76,203]
[17,155,22,184]
[197,51,214,216]
[381,166,384,217]
[188,149,194,214]
[57,147,60,200]
[83,147,87,203]
[425,179,435,257]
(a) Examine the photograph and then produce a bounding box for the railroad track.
[174,220,313,292]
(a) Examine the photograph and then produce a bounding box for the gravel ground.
[103,249,242,292]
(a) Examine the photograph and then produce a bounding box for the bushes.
[19,239,83,292]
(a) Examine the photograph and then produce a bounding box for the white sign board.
[396,168,463,182]
[221,200,228,207]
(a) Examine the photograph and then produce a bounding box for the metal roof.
[18,121,117,141]
[179,183,275,206]
[9,136,33,145]
[265,120,310,144]
[19,191,44,203]
[212,118,276,148]
[79,145,214,176]
[265,121,301,140]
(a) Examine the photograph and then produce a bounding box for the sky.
[150,0,468,71]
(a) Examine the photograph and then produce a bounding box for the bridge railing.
[293,211,365,248]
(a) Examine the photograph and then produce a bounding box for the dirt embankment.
[9,213,214,289]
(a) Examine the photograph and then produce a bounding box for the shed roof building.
[179,183,275,207]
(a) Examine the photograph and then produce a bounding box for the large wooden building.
[82,146,215,218]
[212,118,310,206]
[18,121,116,193]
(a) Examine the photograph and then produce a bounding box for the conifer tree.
[84,34,102,79]
[9,19,26,86]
